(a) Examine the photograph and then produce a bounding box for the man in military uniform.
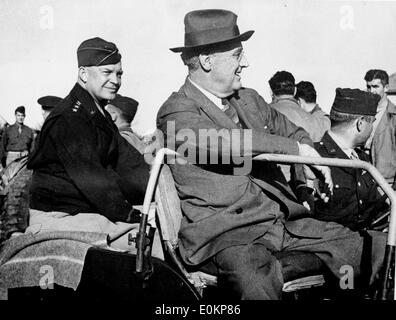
[26,37,150,250]
[0,106,35,168]
[294,88,388,231]
[105,94,146,154]
[37,95,63,120]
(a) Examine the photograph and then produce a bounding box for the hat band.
[184,25,240,47]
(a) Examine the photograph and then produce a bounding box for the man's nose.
[110,73,121,85]
[240,54,249,68]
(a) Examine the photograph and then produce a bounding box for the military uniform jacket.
[0,123,34,158]
[314,132,387,230]
[157,78,329,266]
[27,83,149,222]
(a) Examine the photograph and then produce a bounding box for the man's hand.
[297,143,333,195]
[295,185,315,212]
[21,150,29,157]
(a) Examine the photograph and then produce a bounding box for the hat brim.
[41,106,55,111]
[169,30,254,53]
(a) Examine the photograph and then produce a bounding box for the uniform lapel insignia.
[72,100,81,112]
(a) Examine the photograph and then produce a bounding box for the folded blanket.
[0,231,109,300]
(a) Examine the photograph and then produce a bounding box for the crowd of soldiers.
[0,8,395,300]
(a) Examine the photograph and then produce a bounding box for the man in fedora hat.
[157,9,386,299]
[364,69,396,189]
[27,37,150,251]
[105,94,146,154]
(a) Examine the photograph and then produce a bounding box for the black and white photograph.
[0,0,395,310]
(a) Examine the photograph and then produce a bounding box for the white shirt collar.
[188,77,227,111]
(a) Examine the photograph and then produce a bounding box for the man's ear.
[384,83,389,94]
[356,117,365,132]
[78,67,88,83]
[198,53,213,72]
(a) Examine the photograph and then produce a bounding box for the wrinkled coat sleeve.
[255,91,313,147]
[49,115,149,221]
[157,90,312,159]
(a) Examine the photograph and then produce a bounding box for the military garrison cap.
[331,88,379,116]
[77,37,121,67]
[37,95,62,111]
[108,94,139,120]
[15,106,25,114]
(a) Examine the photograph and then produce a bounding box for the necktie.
[18,126,22,134]
[221,98,242,128]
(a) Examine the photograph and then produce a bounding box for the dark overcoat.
[28,83,149,222]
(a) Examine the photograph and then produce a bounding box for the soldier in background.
[0,106,35,168]
[37,95,63,121]
[105,94,146,154]
[293,88,388,231]
[269,71,329,142]
[364,69,396,188]
[0,114,9,173]
[295,80,330,134]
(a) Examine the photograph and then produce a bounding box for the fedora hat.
[170,9,254,53]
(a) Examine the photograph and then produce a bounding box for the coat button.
[359,200,363,205]
[357,182,361,187]
[335,184,339,188]
[236,207,243,214]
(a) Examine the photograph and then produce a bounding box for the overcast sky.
[1,0,396,134]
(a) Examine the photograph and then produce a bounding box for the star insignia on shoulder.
[72,100,81,112]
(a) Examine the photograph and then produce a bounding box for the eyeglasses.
[363,116,376,124]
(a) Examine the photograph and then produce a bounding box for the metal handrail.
[253,153,396,300]
[253,154,396,244]
[109,149,396,299]
[107,148,178,272]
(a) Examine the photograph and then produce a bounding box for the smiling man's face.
[84,62,123,101]
[209,42,249,97]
